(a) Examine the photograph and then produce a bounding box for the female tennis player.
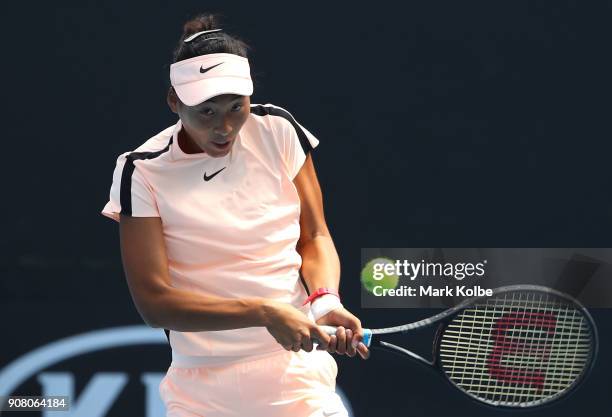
[101,13,368,417]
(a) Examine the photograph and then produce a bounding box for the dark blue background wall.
[2,1,611,416]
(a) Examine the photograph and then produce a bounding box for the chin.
[210,150,230,158]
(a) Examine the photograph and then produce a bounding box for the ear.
[167,87,179,114]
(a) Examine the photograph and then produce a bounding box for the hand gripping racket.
[318,285,598,408]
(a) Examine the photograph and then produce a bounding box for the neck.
[177,127,204,154]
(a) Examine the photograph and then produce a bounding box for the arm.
[294,154,341,292]
[119,215,265,331]
[118,215,331,351]
[293,154,369,359]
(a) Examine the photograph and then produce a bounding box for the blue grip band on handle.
[362,328,372,348]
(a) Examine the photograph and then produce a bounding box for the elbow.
[297,231,332,250]
[139,308,162,329]
[135,298,164,329]
[144,315,161,329]
[130,283,172,329]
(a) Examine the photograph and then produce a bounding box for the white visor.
[170,53,253,106]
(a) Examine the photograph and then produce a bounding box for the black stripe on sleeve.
[119,138,172,216]
[250,105,314,155]
[119,141,173,345]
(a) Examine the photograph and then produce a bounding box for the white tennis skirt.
[159,348,349,417]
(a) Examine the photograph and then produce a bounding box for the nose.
[214,116,233,137]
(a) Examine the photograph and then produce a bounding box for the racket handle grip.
[317,325,372,348]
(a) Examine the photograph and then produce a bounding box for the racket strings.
[438,291,593,407]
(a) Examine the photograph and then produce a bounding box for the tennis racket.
[318,285,598,408]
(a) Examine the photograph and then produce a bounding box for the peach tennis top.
[102,104,320,365]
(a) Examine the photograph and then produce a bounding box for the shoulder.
[250,103,297,122]
[114,123,175,165]
[248,103,304,133]
[246,104,319,178]
[248,103,316,150]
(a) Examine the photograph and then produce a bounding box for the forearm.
[145,287,270,332]
[297,234,340,292]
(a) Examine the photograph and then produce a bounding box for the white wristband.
[310,294,343,321]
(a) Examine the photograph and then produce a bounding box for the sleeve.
[276,110,320,180]
[101,153,160,222]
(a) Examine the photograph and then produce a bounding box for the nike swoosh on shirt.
[200,62,223,74]
[203,167,226,181]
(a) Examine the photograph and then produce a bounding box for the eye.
[199,107,214,116]
[231,103,243,112]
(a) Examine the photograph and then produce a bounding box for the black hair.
[172,13,249,63]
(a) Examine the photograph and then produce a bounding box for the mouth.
[211,140,231,151]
